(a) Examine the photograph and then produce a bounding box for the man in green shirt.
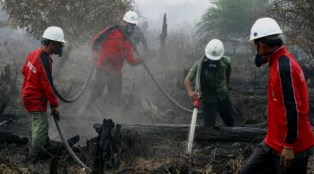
[184,39,234,127]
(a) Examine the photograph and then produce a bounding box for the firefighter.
[184,39,234,128]
[80,10,143,113]
[241,17,314,174]
[21,26,65,162]
[131,24,149,55]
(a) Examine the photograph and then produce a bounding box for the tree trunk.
[159,13,168,64]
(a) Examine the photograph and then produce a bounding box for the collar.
[39,47,50,55]
[269,46,287,65]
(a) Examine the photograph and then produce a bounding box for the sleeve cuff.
[50,103,58,109]
[284,143,294,149]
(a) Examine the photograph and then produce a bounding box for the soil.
[1,56,314,174]
[1,89,313,174]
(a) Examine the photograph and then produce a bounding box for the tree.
[270,0,314,59]
[1,0,134,74]
[159,13,168,64]
[197,0,269,43]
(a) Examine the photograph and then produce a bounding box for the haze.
[134,0,210,29]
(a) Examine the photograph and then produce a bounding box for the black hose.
[141,62,195,113]
[53,116,91,171]
[53,67,95,103]
[51,27,201,171]
[121,30,201,113]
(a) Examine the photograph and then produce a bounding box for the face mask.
[253,42,270,67]
[54,46,63,57]
[254,54,268,67]
[207,59,220,68]
[126,24,136,35]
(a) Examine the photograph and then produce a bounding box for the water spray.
[187,98,200,153]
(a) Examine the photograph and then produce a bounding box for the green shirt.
[185,56,231,103]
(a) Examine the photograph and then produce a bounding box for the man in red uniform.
[81,10,143,112]
[241,17,314,174]
[21,26,65,162]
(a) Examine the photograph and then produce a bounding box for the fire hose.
[123,32,202,114]
[141,62,197,113]
[52,26,200,113]
[49,67,95,169]
[53,115,91,170]
[52,66,95,103]
[50,28,203,169]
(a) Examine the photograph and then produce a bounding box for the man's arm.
[125,40,143,66]
[184,64,199,99]
[279,56,298,148]
[39,54,59,108]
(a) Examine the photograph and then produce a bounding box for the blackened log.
[0,112,27,121]
[0,131,28,144]
[93,124,266,143]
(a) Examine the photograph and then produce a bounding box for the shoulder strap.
[94,25,120,52]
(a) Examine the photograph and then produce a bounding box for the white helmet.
[123,10,139,24]
[205,39,224,60]
[249,17,282,41]
[42,26,66,44]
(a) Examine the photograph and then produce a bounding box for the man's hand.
[51,107,60,120]
[189,91,200,100]
[280,147,294,171]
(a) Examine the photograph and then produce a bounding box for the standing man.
[81,10,143,112]
[21,26,65,162]
[184,39,234,128]
[241,17,314,174]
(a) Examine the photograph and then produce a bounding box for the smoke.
[45,22,204,144]
[134,0,209,30]
[0,1,211,144]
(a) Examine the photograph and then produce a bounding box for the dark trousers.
[241,145,309,174]
[85,68,122,108]
[202,96,234,127]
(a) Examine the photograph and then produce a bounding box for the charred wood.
[93,124,267,143]
[92,119,124,174]
[0,131,28,144]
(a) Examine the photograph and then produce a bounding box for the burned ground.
[0,23,313,174]
[1,58,314,173]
